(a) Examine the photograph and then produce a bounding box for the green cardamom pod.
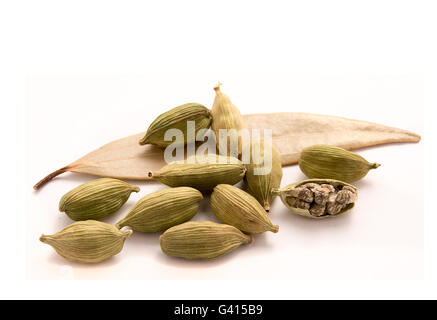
[210,184,279,234]
[299,145,380,182]
[148,154,246,191]
[273,178,358,218]
[59,178,140,221]
[40,220,132,263]
[139,103,212,147]
[245,139,283,211]
[116,187,203,232]
[160,221,252,260]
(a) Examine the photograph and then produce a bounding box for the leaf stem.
[33,166,70,190]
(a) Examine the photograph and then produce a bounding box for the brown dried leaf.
[245,112,420,165]
[34,112,420,190]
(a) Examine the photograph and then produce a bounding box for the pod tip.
[264,202,270,212]
[121,228,133,238]
[247,235,254,245]
[139,136,149,145]
[271,188,281,196]
[272,225,279,233]
[213,82,222,91]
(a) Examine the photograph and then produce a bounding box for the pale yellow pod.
[40,220,132,263]
[210,83,246,157]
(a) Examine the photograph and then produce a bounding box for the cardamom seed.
[148,154,246,191]
[160,221,252,260]
[210,83,246,157]
[139,103,212,147]
[59,178,140,221]
[245,139,283,211]
[210,184,279,234]
[299,145,380,182]
[274,178,358,218]
[39,220,132,263]
[116,187,203,232]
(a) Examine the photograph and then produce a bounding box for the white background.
[27,73,423,282]
[1,0,435,299]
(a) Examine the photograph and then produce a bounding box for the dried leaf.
[244,112,420,165]
[34,112,420,190]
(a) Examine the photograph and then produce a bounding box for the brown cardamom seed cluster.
[275,179,358,218]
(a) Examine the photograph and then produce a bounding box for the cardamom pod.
[116,187,203,232]
[210,184,279,234]
[59,178,140,221]
[299,145,380,182]
[210,83,246,157]
[139,103,212,147]
[148,154,246,191]
[39,220,132,263]
[160,221,252,259]
[274,178,358,218]
[245,139,283,211]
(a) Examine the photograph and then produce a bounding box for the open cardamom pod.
[160,221,252,260]
[148,154,246,191]
[139,103,212,147]
[210,184,279,234]
[299,145,380,182]
[210,83,246,157]
[245,139,283,211]
[59,178,140,221]
[116,187,203,232]
[274,178,358,218]
[40,220,132,263]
